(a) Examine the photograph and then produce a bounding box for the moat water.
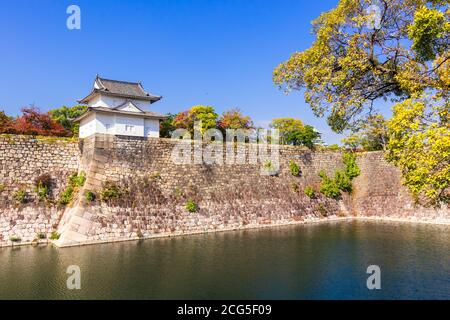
[0,220,449,299]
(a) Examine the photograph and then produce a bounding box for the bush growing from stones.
[149,172,161,180]
[334,170,352,193]
[84,190,96,202]
[185,199,198,213]
[263,160,278,176]
[316,204,328,217]
[304,186,315,198]
[36,184,49,201]
[9,235,21,242]
[49,231,60,240]
[101,182,121,201]
[343,152,360,179]
[36,232,46,239]
[289,160,300,176]
[13,189,26,203]
[70,171,86,188]
[0,184,6,193]
[34,175,51,201]
[34,174,51,189]
[59,171,86,205]
[59,185,74,205]
[319,171,341,199]
[319,152,360,198]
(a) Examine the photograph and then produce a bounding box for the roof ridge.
[137,82,151,96]
[98,77,141,85]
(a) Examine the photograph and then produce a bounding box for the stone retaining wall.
[0,135,80,246]
[0,134,449,247]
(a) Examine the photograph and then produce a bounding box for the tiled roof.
[78,75,162,103]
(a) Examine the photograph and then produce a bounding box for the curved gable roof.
[78,75,162,104]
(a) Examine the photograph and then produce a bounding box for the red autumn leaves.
[0,107,71,137]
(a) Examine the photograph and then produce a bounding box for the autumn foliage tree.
[4,107,71,137]
[173,105,218,134]
[217,109,253,132]
[0,111,13,134]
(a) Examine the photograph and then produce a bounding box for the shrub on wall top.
[0,107,71,137]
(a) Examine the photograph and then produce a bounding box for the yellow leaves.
[395,60,427,94]
[434,55,450,89]
[387,94,450,206]
[408,6,449,61]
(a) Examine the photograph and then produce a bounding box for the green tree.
[270,118,320,148]
[160,113,176,138]
[342,115,389,151]
[49,105,87,135]
[341,133,363,151]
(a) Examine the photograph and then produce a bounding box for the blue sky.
[0,0,383,144]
